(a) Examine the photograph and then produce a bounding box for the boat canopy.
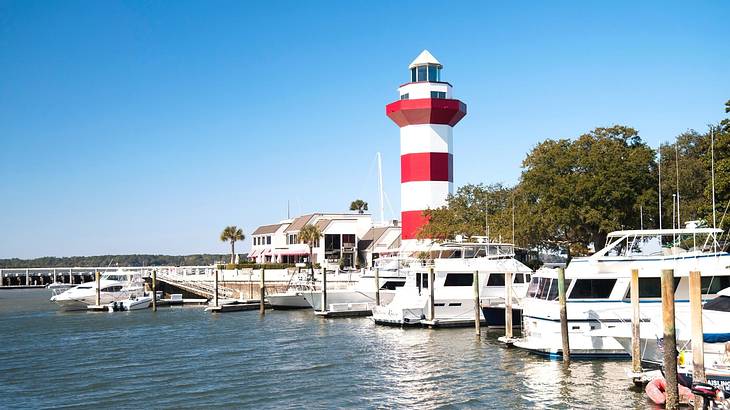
[594,228,724,258]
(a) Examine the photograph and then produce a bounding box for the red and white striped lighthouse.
[386,50,467,244]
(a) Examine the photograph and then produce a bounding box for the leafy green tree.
[220,226,245,264]
[418,183,519,243]
[710,100,730,228]
[519,126,656,255]
[298,224,322,276]
[349,199,369,214]
[658,131,710,228]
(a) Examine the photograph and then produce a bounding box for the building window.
[267,236,271,245]
[342,234,356,249]
[400,93,409,100]
[430,91,446,99]
[287,234,298,245]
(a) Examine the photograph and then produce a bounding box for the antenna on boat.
[658,145,663,230]
[485,197,490,241]
[640,204,644,230]
[711,126,718,252]
[287,200,290,219]
[675,142,681,228]
[377,152,385,224]
[512,193,516,246]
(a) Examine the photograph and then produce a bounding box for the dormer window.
[410,63,441,83]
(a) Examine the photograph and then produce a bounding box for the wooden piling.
[630,269,641,375]
[689,271,706,410]
[661,269,679,410]
[151,269,157,311]
[474,270,481,336]
[429,267,435,321]
[557,267,570,363]
[505,271,513,338]
[95,271,101,306]
[259,268,266,315]
[374,268,381,306]
[214,269,219,307]
[321,267,327,312]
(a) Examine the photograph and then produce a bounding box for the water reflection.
[0,290,650,409]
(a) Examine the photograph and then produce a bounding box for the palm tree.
[349,199,368,214]
[220,226,245,264]
[298,223,322,277]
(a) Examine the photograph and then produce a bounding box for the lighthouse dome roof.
[409,50,442,69]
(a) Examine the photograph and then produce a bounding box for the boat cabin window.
[525,274,531,283]
[514,273,525,283]
[704,296,730,312]
[76,286,92,289]
[626,277,682,298]
[547,279,572,301]
[101,285,123,293]
[444,273,474,287]
[527,277,541,298]
[702,276,730,295]
[568,279,616,299]
[487,273,505,287]
[379,281,405,290]
[416,273,429,289]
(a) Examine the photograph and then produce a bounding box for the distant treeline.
[0,254,232,268]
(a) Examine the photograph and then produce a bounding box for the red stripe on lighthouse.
[386,98,466,127]
[401,210,429,240]
[401,152,453,183]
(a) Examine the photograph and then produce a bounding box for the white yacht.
[50,269,146,310]
[606,287,730,366]
[371,241,532,327]
[303,258,410,311]
[514,228,730,359]
[268,279,316,310]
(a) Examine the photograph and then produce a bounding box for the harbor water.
[1,289,654,409]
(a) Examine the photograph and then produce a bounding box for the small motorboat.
[108,295,153,311]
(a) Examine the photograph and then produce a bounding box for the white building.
[249,213,396,269]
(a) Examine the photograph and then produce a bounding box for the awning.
[248,249,260,258]
[277,250,309,256]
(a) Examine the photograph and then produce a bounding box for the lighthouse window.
[411,67,417,82]
[430,91,446,99]
[417,66,427,82]
[427,65,439,81]
[400,93,409,100]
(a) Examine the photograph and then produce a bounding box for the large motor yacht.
[514,228,730,358]
[50,269,146,310]
[371,240,532,327]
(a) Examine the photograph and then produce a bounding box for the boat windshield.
[603,232,718,257]
[704,296,730,312]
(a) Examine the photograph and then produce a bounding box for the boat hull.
[268,293,312,309]
[482,305,522,328]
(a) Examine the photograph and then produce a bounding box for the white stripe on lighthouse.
[400,124,453,155]
[401,181,453,212]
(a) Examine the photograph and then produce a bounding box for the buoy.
[645,376,695,405]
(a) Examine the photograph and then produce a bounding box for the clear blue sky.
[1,1,728,259]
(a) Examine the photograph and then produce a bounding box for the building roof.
[284,214,317,233]
[389,235,401,250]
[315,219,332,231]
[409,49,442,69]
[252,223,283,235]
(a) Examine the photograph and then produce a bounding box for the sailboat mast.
[675,142,681,228]
[658,146,663,230]
[377,152,385,224]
